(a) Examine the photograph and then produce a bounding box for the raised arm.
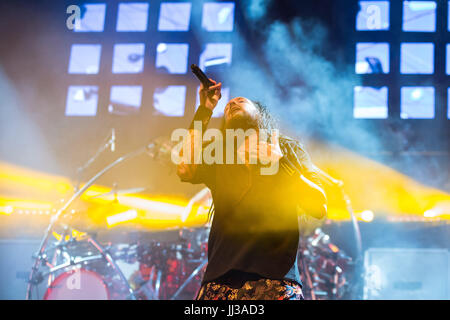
[176,79,222,183]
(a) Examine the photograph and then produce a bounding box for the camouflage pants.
[196,278,304,300]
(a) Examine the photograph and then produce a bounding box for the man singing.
[176,79,327,300]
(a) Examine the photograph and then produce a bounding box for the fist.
[199,78,222,111]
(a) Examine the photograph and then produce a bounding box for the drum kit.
[298,228,355,300]
[28,226,209,300]
[25,136,358,300]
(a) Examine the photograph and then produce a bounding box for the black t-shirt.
[188,143,322,288]
[183,106,323,288]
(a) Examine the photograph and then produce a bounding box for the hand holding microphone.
[191,64,222,111]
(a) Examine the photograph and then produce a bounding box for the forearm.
[297,173,327,219]
[177,105,212,181]
[281,155,327,219]
[280,142,327,219]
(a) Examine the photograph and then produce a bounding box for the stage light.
[0,206,13,215]
[423,209,436,218]
[423,201,450,218]
[157,43,167,53]
[106,209,138,227]
[361,210,374,222]
[355,61,369,74]
[411,88,423,100]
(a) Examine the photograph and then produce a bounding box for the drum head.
[44,268,109,300]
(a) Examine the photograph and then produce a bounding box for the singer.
[177,79,327,300]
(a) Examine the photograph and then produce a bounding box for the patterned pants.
[196,278,304,300]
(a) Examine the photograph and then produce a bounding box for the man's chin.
[225,113,258,130]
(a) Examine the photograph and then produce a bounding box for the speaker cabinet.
[364,248,449,300]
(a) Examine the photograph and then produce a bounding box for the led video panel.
[353,86,388,119]
[356,1,390,31]
[400,43,434,74]
[153,86,187,116]
[155,43,189,74]
[202,2,235,31]
[400,86,435,119]
[158,2,192,31]
[116,2,149,32]
[112,43,145,74]
[355,42,390,74]
[402,1,436,32]
[109,85,143,115]
[65,1,238,118]
[74,4,106,32]
[65,86,99,116]
[199,43,232,72]
[68,44,102,74]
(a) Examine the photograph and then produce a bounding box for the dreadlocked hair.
[251,100,278,133]
[251,100,306,166]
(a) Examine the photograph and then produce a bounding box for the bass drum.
[43,268,109,300]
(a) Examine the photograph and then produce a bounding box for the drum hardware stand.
[74,129,116,192]
[170,259,207,300]
[301,166,363,300]
[341,189,363,299]
[26,144,159,300]
[87,236,137,300]
[154,269,162,299]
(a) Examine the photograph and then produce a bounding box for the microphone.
[312,165,344,188]
[191,64,214,88]
[110,128,116,152]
